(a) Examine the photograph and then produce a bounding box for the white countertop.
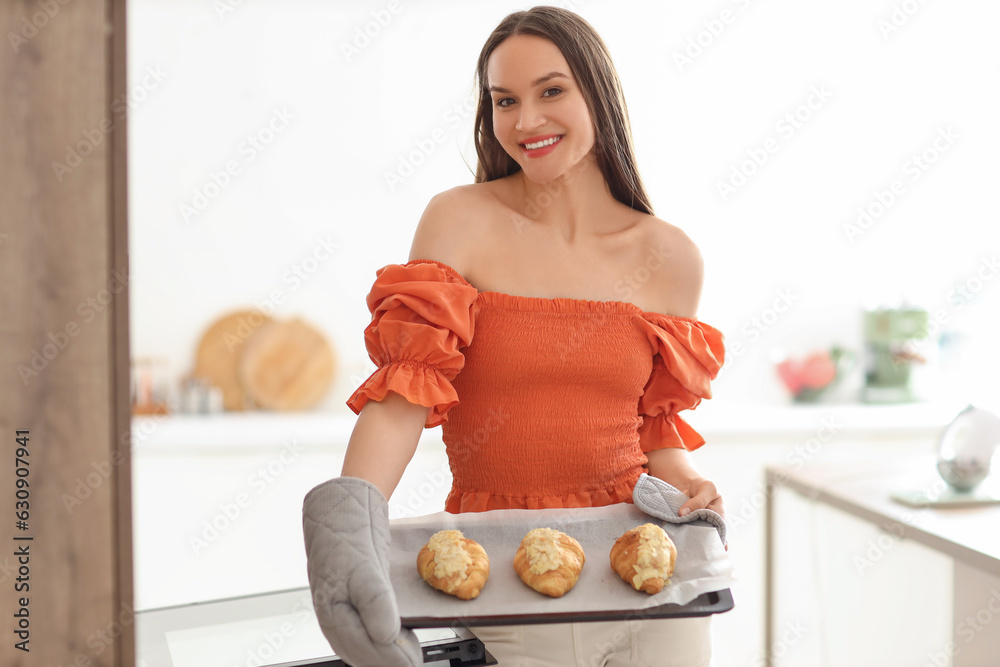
[131,398,970,451]
[765,456,1000,575]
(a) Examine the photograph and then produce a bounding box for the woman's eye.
[495,88,562,108]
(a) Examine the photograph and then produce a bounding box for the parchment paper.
[389,503,736,625]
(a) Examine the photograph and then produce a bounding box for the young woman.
[303,6,726,666]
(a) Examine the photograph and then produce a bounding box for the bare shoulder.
[407,184,492,273]
[637,215,705,319]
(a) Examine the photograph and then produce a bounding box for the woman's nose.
[515,102,544,132]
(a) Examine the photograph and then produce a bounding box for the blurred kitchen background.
[128,1,1000,665]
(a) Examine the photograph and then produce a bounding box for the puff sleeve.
[346,259,479,428]
[636,313,725,452]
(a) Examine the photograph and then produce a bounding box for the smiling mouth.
[521,135,563,150]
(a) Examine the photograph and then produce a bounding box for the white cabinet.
[131,413,452,611]
[765,461,1000,667]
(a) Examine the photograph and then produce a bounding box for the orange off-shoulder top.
[347,259,725,514]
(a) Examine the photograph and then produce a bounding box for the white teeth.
[524,136,561,150]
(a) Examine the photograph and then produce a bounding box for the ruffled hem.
[636,313,725,433]
[347,259,480,427]
[346,360,458,428]
[638,412,706,453]
[444,474,640,513]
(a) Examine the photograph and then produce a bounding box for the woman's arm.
[639,223,724,517]
[644,447,725,518]
[340,390,429,500]
[304,390,427,665]
[342,189,473,500]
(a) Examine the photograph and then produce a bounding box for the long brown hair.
[473,6,653,215]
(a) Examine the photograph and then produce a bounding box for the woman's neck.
[513,151,630,244]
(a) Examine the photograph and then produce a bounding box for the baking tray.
[389,503,736,627]
[402,588,734,628]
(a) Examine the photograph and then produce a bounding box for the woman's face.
[487,34,596,184]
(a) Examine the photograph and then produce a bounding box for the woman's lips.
[520,135,563,158]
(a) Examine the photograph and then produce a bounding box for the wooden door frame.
[0,1,133,665]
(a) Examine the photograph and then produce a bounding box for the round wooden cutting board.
[238,318,336,411]
[193,310,274,411]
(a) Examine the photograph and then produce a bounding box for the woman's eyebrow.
[489,71,569,94]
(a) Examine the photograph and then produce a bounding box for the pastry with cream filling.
[417,529,490,600]
[513,527,586,598]
[610,523,676,594]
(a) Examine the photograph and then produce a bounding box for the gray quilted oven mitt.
[633,473,728,547]
[302,477,421,667]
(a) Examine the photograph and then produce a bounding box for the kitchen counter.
[765,457,1000,576]
[764,457,1000,667]
[131,397,969,451]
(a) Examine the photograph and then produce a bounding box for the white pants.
[470,616,712,667]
